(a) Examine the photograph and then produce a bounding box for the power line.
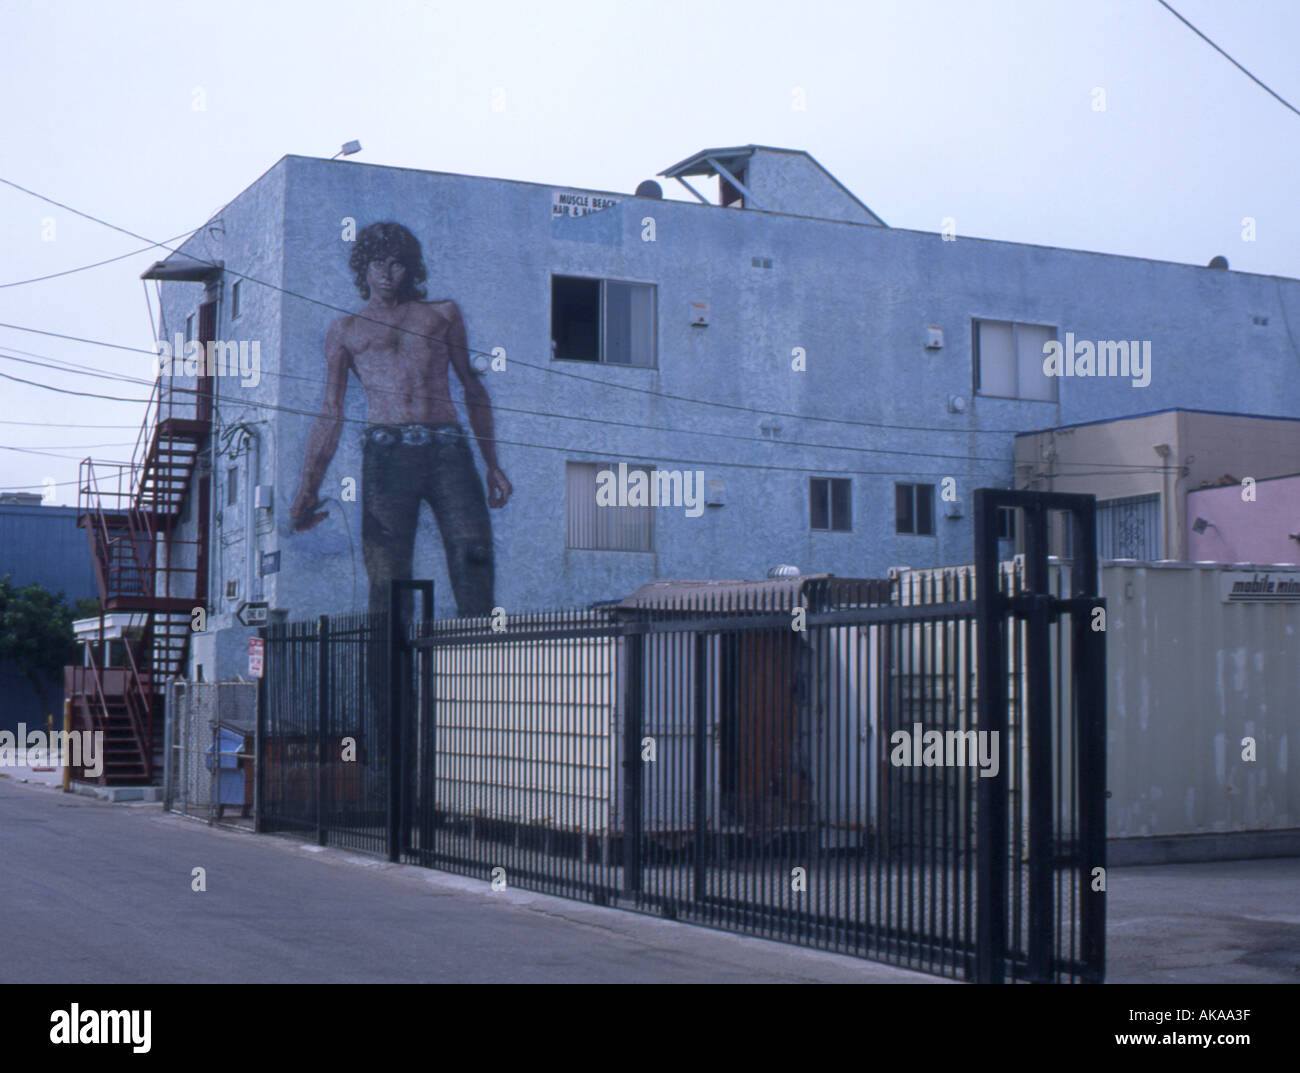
[0,420,138,428]
[0,229,199,289]
[0,368,147,403]
[1155,0,1300,120]
[0,345,1175,475]
[0,173,1046,440]
[0,359,1172,481]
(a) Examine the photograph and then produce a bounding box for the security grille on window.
[896,482,935,535]
[973,319,1058,402]
[810,477,851,531]
[552,276,655,366]
[1097,493,1161,559]
[566,462,653,551]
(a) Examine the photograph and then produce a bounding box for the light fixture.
[331,140,362,160]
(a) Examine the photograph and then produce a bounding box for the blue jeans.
[360,423,495,618]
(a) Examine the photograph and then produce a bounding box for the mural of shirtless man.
[289,221,511,616]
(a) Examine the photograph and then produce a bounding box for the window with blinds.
[565,462,654,551]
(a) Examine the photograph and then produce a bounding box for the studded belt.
[363,423,464,447]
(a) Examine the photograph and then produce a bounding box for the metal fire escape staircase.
[74,380,209,784]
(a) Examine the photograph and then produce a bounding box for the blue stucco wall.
[156,154,1300,681]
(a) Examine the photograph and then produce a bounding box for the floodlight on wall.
[332,140,362,160]
[1192,517,1215,534]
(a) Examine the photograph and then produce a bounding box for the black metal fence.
[259,610,390,855]
[258,490,1105,983]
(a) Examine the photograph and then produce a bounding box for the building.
[0,497,98,733]
[77,144,1300,693]
[1014,408,1300,561]
[1187,472,1300,565]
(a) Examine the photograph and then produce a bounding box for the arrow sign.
[237,601,269,627]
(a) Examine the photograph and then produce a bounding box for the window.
[227,467,238,506]
[1096,493,1161,559]
[973,319,1058,402]
[997,506,1016,541]
[224,579,239,600]
[566,462,653,551]
[896,483,935,535]
[185,313,195,343]
[231,280,242,320]
[552,276,655,366]
[809,477,851,531]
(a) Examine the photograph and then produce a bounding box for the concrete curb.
[68,782,164,804]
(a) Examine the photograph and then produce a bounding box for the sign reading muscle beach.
[552,191,621,218]
[1219,570,1300,603]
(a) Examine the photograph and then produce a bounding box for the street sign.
[260,550,280,576]
[248,637,264,678]
[237,601,269,627]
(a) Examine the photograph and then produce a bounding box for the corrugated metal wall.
[1104,563,1297,838]
[892,558,1300,842]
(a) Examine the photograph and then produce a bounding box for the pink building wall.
[1187,474,1300,565]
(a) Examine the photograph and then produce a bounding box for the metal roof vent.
[1207,255,1229,270]
[766,564,800,578]
[635,180,663,199]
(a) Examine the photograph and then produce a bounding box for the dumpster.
[206,721,253,818]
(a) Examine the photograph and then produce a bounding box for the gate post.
[1023,506,1053,982]
[693,632,708,902]
[317,615,330,848]
[255,625,266,833]
[387,588,403,863]
[622,623,645,896]
[387,580,434,865]
[1072,502,1107,983]
[973,489,1008,984]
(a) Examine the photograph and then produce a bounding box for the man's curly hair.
[348,221,428,301]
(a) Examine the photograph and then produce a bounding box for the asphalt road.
[0,775,933,984]
[3,774,1296,983]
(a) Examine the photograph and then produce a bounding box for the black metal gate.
[259,489,1105,983]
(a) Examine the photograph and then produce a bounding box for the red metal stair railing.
[73,376,210,785]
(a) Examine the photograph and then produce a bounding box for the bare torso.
[338,299,459,425]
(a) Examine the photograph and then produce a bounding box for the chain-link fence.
[164,681,257,827]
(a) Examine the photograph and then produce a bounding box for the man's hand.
[289,486,329,532]
[486,466,512,508]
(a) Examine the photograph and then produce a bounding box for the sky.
[1,0,1298,503]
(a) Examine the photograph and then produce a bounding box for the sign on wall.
[1219,571,1300,603]
[551,191,621,218]
[248,637,264,678]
